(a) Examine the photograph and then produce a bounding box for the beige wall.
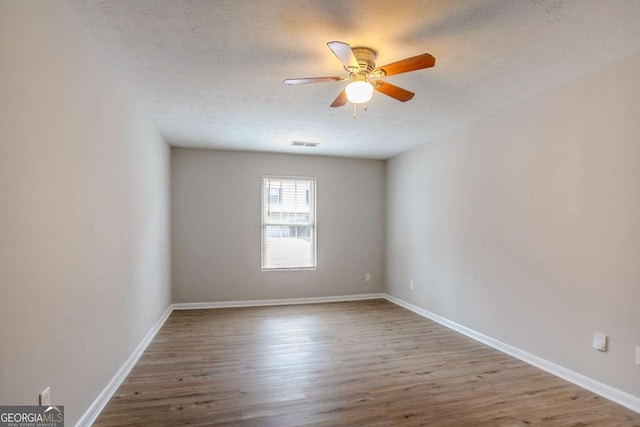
[0,1,171,424]
[386,53,640,398]
[172,148,385,302]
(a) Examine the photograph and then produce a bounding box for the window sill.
[261,267,317,272]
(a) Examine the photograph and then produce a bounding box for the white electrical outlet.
[635,346,640,365]
[365,273,371,282]
[39,387,51,406]
[592,332,608,352]
[410,280,414,291]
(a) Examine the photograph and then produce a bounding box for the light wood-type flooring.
[94,300,640,426]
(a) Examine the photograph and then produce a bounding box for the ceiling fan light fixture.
[345,81,373,104]
[284,41,435,109]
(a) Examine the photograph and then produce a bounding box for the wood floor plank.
[94,300,640,426]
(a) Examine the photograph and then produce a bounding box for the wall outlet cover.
[592,332,608,352]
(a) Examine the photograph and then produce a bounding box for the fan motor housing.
[351,47,377,74]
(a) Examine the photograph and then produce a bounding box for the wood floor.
[94,300,640,426]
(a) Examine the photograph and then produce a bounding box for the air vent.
[291,141,319,147]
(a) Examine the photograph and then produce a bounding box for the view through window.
[261,176,316,270]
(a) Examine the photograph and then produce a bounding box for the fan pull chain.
[352,103,369,119]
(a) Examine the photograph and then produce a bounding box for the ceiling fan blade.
[373,81,415,102]
[327,41,359,70]
[330,89,348,108]
[283,76,343,85]
[373,53,435,77]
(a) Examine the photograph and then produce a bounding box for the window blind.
[261,176,316,270]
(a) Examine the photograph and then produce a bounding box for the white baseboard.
[75,304,173,427]
[78,292,637,426]
[172,293,385,310]
[384,293,640,414]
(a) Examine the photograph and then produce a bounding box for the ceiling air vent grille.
[291,141,319,147]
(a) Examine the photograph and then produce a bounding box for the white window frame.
[261,175,317,271]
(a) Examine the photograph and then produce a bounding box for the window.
[261,176,316,270]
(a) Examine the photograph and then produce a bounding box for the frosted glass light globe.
[345,81,374,104]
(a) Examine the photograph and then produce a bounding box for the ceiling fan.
[284,41,435,110]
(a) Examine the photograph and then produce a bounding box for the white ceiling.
[68,0,640,159]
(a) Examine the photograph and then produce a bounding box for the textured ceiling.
[68,0,640,159]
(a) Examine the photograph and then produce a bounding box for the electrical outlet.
[592,332,607,352]
[410,280,414,291]
[635,346,640,365]
[39,387,51,406]
[365,273,371,282]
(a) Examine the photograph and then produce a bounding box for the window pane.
[268,187,281,204]
[264,226,314,269]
